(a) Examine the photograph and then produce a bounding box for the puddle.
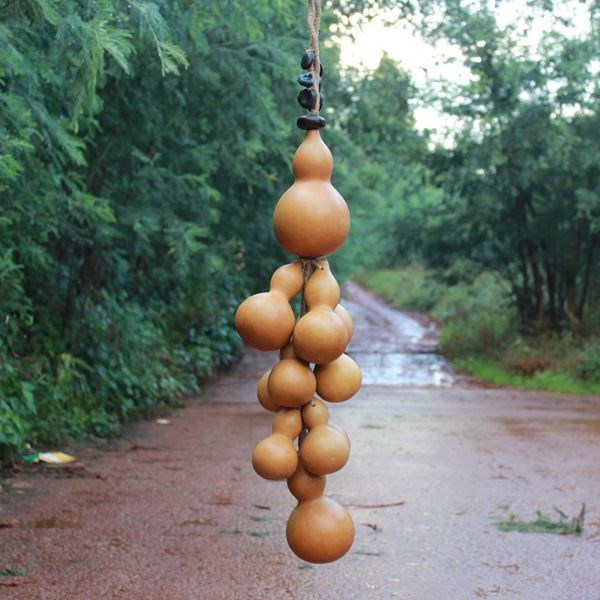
[343,282,455,387]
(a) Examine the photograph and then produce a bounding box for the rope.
[307,0,321,114]
[300,258,320,316]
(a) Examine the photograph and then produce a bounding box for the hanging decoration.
[235,0,360,564]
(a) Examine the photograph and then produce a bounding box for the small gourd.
[268,357,316,408]
[334,304,354,342]
[235,261,303,351]
[257,370,280,413]
[293,261,348,364]
[252,408,302,480]
[299,398,349,476]
[287,456,326,502]
[314,353,361,403]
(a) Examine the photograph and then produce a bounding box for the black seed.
[297,114,326,130]
[301,50,314,70]
[298,73,314,88]
[319,63,324,77]
[298,88,316,110]
[319,93,324,111]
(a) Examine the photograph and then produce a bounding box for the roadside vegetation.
[494,504,586,536]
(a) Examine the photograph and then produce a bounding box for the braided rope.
[307,0,321,114]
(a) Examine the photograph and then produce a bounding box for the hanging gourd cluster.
[235,49,361,564]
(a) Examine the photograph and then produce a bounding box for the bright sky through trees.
[335,0,595,135]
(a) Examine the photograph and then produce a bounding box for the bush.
[358,265,444,312]
[433,273,518,357]
[578,344,600,382]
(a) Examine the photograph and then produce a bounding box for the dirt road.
[2,284,599,599]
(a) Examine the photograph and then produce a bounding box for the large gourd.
[273,131,350,258]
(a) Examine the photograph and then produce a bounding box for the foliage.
[577,343,600,382]
[495,504,586,535]
[358,265,444,312]
[0,0,314,459]
[456,357,600,395]
[333,57,441,274]
[421,1,600,332]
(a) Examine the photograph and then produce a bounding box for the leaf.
[157,41,189,76]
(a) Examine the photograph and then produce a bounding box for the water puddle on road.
[343,282,455,387]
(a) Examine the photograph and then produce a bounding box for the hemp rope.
[297,1,323,447]
[307,0,321,114]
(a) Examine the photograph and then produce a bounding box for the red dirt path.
[1,284,599,599]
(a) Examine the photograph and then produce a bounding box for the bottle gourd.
[235,52,361,563]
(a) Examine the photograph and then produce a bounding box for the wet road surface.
[343,281,455,386]
[1,283,600,599]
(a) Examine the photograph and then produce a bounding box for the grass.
[456,357,600,395]
[357,265,443,313]
[495,504,585,535]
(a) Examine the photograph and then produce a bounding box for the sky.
[333,0,594,135]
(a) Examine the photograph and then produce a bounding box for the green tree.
[421,1,599,331]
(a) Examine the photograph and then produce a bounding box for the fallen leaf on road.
[4,479,31,489]
[0,579,29,587]
[178,518,217,527]
[0,519,18,529]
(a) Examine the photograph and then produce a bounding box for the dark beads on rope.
[296,57,325,128]
[300,50,324,76]
[297,114,326,130]
[298,73,314,88]
[298,89,323,111]
[301,49,315,70]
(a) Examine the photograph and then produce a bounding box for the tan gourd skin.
[286,497,354,564]
[299,398,350,476]
[301,397,329,429]
[257,370,281,413]
[252,408,301,481]
[287,457,326,502]
[252,433,298,480]
[268,357,316,408]
[279,341,297,359]
[270,261,304,298]
[334,304,354,342]
[235,291,295,351]
[300,423,350,475]
[273,131,350,258]
[235,261,304,352]
[314,353,362,403]
[293,261,348,364]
